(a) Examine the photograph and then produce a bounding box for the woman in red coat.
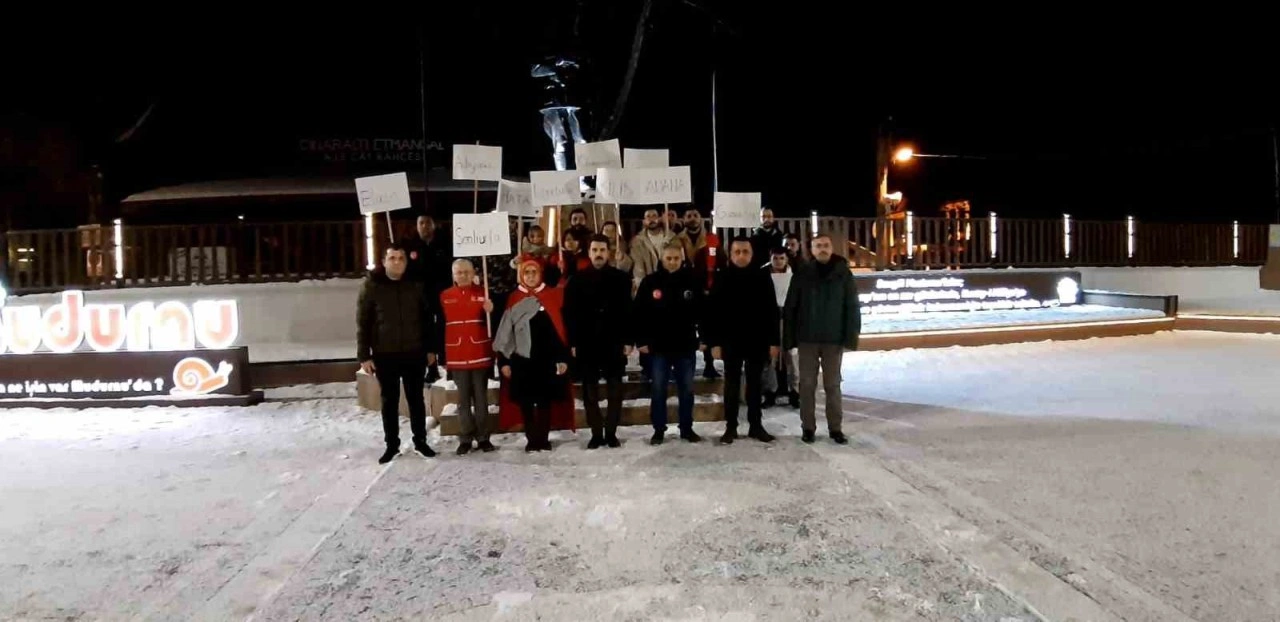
[493,259,576,450]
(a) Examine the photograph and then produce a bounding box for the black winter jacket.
[783,255,861,350]
[356,272,438,361]
[703,263,780,352]
[633,266,704,355]
[563,265,632,356]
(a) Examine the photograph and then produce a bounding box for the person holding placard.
[567,208,593,246]
[784,234,861,445]
[750,208,785,269]
[704,237,779,444]
[629,208,675,288]
[494,259,572,452]
[553,229,591,284]
[601,221,633,273]
[564,234,633,449]
[439,259,497,455]
[634,243,705,445]
[357,244,439,464]
[677,207,722,380]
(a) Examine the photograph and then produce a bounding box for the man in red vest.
[439,258,497,455]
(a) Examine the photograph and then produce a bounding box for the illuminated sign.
[0,291,238,355]
[0,347,249,400]
[854,270,1082,315]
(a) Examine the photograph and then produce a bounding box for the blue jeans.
[650,353,695,432]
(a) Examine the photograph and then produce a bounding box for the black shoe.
[801,430,815,444]
[587,436,604,449]
[605,435,621,448]
[761,393,777,409]
[477,440,497,452]
[414,442,436,458]
[830,431,849,445]
[541,442,554,452]
[680,430,703,443]
[425,366,441,384]
[748,427,776,443]
[456,441,473,456]
[378,447,400,464]
[719,428,738,445]
[650,430,665,445]
[525,442,537,452]
[788,391,801,408]
[702,367,721,379]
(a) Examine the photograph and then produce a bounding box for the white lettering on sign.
[858,276,1080,314]
[354,172,412,215]
[452,144,503,181]
[596,166,692,205]
[497,180,540,218]
[713,192,762,229]
[575,139,622,172]
[530,170,584,206]
[453,212,512,257]
[0,291,238,355]
[624,148,669,168]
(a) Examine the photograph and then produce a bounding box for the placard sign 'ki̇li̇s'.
[529,170,584,206]
[595,166,692,205]
[497,180,540,218]
[354,172,412,215]
[623,148,670,169]
[575,139,622,172]
[453,212,512,257]
[452,144,503,182]
[713,192,762,229]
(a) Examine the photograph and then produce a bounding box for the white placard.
[713,192,763,229]
[575,139,622,171]
[452,144,503,181]
[1270,224,1280,248]
[452,212,512,257]
[354,172,412,215]
[624,148,669,168]
[497,180,540,218]
[596,166,692,205]
[530,170,584,206]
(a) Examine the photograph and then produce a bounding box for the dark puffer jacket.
[702,262,779,353]
[356,271,438,361]
[633,266,704,356]
[783,255,861,351]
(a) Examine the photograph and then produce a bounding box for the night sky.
[4,7,1278,226]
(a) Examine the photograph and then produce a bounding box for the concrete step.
[435,395,725,436]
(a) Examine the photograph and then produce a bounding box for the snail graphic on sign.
[170,357,233,396]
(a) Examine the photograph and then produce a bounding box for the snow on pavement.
[843,331,1280,435]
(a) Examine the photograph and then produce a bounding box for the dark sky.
[4,6,1279,225]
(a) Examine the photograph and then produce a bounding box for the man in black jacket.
[634,243,704,445]
[704,237,780,444]
[358,244,439,464]
[564,234,633,449]
[749,207,785,268]
[783,234,862,445]
[403,214,452,382]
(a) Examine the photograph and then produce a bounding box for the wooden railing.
[0,217,1267,294]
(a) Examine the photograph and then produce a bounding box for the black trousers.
[722,347,766,430]
[373,352,428,449]
[520,400,552,447]
[579,353,624,437]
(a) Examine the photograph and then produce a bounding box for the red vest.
[439,285,494,370]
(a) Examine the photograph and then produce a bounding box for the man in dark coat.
[403,214,452,382]
[633,243,705,445]
[783,234,862,445]
[357,244,440,464]
[749,207,785,268]
[564,234,633,449]
[704,236,780,444]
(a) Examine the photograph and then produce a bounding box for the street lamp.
[893,147,914,163]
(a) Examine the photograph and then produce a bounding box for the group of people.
[356,208,860,464]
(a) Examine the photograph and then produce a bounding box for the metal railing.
[0,216,1266,294]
